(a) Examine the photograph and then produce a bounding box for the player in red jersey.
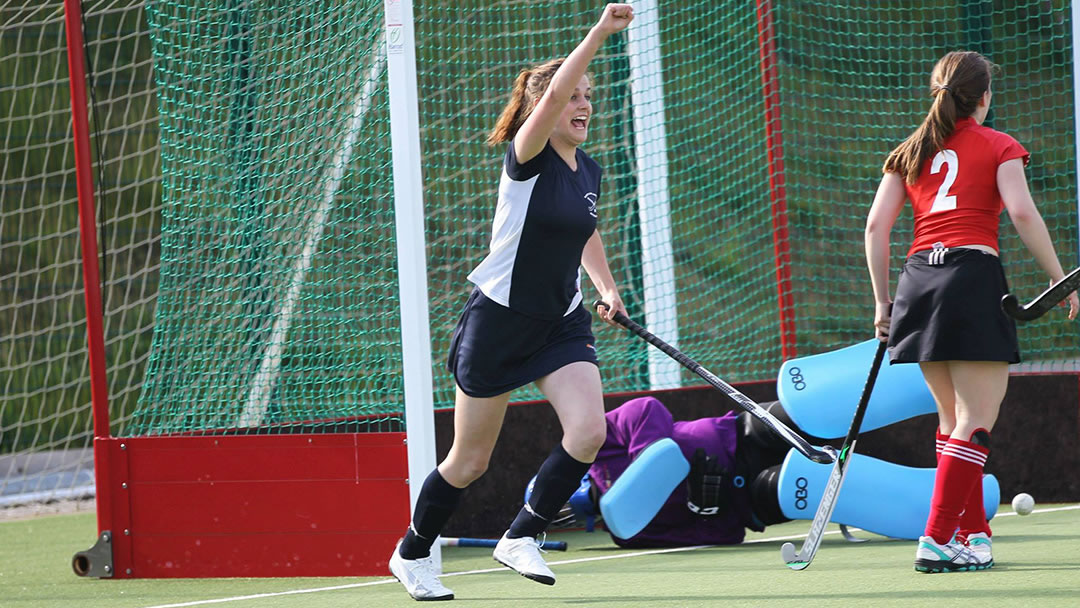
[864,51,1078,573]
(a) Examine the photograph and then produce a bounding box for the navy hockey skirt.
[447,287,599,398]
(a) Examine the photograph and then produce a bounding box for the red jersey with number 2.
[904,117,1029,257]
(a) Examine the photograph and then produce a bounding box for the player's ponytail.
[883,51,994,184]
[487,58,568,145]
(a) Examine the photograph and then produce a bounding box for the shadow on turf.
[575,536,909,554]
[991,533,1080,542]
[988,563,1080,572]
[506,588,1080,604]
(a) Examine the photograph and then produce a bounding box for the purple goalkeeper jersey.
[589,396,750,547]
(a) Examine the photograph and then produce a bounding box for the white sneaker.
[492,533,556,585]
[914,535,993,573]
[964,532,993,564]
[389,543,454,601]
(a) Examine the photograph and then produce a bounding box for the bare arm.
[998,158,1078,319]
[515,4,633,163]
[581,230,626,325]
[864,172,907,339]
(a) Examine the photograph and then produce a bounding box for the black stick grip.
[841,339,888,449]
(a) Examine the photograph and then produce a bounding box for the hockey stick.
[440,537,568,551]
[1001,265,1080,321]
[596,302,834,464]
[780,339,887,570]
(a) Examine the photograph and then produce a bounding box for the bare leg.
[919,361,956,435]
[920,360,1006,438]
[396,386,511,564]
[438,388,512,487]
[947,360,1007,438]
[535,360,607,461]
[921,360,1007,546]
[500,362,606,547]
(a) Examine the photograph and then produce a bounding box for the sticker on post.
[387,25,404,53]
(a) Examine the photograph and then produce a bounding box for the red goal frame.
[64,0,408,578]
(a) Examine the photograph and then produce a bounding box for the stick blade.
[1002,264,1080,321]
[812,445,837,464]
[780,542,809,570]
[1001,293,1040,321]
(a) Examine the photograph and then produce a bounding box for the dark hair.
[883,51,994,183]
[487,58,593,145]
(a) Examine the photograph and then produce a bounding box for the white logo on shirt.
[584,192,598,218]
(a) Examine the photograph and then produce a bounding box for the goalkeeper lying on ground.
[532,395,998,548]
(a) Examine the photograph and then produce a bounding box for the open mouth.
[571,114,588,130]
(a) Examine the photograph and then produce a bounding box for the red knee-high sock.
[925,430,990,544]
[958,429,992,538]
[958,474,991,538]
[935,428,949,463]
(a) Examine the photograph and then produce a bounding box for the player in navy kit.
[865,51,1078,573]
[389,4,634,600]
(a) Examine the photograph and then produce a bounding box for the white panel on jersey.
[564,269,583,316]
[467,169,539,306]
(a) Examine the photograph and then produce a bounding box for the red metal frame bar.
[63,0,115,536]
[100,433,408,577]
[755,0,798,360]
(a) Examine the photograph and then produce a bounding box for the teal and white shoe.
[964,532,993,565]
[914,535,993,573]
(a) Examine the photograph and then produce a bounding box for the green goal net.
[778,0,1079,361]
[132,1,401,434]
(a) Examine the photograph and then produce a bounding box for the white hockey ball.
[1011,492,1035,516]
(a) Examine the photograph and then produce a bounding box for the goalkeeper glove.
[686,448,730,516]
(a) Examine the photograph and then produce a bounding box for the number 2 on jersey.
[929,149,958,213]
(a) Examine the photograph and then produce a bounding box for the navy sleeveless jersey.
[468,139,601,319]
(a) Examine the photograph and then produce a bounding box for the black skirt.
[447,287,599,398]
[888,248,1019,364]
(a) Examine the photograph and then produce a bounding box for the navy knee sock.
[398,469,465,560]
[507,443,591,539]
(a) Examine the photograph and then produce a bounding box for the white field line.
[139,503,1080,608]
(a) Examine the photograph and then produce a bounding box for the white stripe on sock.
[409,522,432,541]
[942,453,985,466]
[945,443,989,461]
[941,447,987,466]
[524,502,550,522]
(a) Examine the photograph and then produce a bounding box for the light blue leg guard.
[777,339,936,439]
[777,449,1000,540]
